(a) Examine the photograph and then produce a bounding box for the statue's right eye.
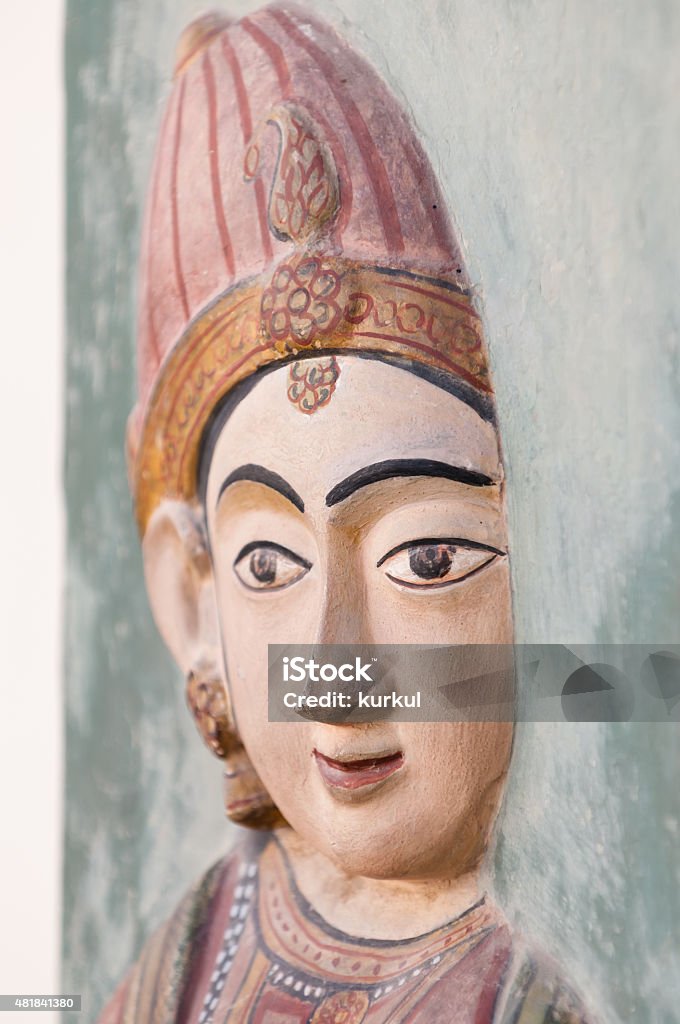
[233,542,311,592]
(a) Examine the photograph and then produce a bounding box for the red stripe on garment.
[241,17,291,95]
[473,939,513,1024]
[202,51,236,278]
[269,8,405,255]
[170,76,190,320]
[220,34,273,262]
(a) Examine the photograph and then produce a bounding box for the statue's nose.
[292,646,403,726]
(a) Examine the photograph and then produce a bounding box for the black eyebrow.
[325,459,496,507]
[217,464,305,513]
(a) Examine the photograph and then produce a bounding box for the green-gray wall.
[63,2,680,1021]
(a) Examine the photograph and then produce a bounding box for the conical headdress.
[128,3,493,533]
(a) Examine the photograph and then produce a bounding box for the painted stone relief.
[101,5,596,1022]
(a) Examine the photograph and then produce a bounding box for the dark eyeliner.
[376,537,506,568]
[233,540,312,570]
[385,554,497,590]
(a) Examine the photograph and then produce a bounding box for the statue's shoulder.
[493,941,597,1024]
[96,833,264,1024]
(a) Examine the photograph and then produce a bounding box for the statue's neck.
[275,827,492,942]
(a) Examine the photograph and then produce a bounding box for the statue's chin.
[277,801,491,885]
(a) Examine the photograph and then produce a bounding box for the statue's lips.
[313,749,404,791]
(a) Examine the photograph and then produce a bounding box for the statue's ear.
[141,500,220,676]
[141,499,285,830]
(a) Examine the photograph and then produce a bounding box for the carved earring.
[185,663,233,759]
[185,665,286,830]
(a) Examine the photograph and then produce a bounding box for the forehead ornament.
[287,355,341,414]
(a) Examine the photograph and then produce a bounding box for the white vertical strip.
[0,0,64,1020]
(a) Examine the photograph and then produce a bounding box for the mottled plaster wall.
[64,1,680,1021]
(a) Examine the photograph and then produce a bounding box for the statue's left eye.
[378,539,504,590]
[233,542,311,592]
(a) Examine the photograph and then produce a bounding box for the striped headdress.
[128,3,493,533]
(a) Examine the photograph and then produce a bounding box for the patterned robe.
[99,835,593,1024]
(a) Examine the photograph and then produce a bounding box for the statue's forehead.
[205,356,501,511]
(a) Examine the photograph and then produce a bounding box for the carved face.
[202,356,513,880]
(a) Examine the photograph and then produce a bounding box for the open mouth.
[313,748,404,793]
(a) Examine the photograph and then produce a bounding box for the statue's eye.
[377,539,504,590]
[233,542,311,592]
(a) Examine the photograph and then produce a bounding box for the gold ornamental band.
[132,256,492,534]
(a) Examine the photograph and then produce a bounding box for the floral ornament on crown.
[261,256,343,348]
[287,356,341,414]
[244,103,340,243]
